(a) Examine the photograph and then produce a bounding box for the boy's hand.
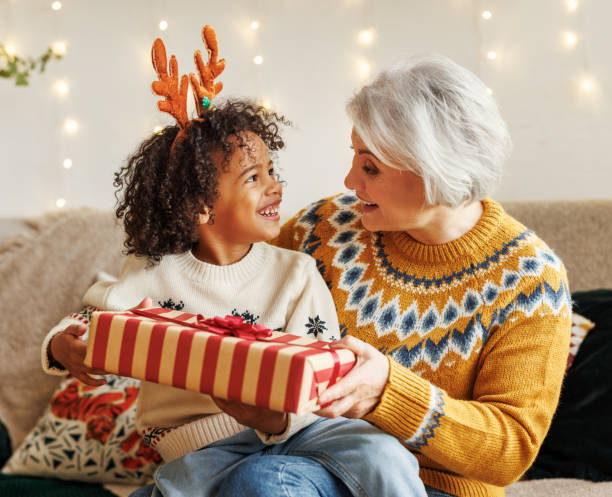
[213,398,288,435]
[49,297,153,386]
[50,324,107,386]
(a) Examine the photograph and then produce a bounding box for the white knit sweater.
[42,242,340,461]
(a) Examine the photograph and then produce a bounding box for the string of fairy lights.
[0,1,601,210]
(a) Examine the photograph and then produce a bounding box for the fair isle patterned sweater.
[274,195,571,497]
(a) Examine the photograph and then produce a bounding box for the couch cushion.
[2,375,159,484]
[526,289,612,481]
[506,478,612,497]
[0,209,124,450]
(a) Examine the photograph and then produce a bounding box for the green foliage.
[0,44,64,86]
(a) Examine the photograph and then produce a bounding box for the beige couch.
[0,200,611,497]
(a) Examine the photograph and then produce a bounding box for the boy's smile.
[257,200,281,220]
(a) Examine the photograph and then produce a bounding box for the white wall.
[1,0,610,220]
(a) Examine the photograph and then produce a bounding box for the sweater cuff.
[41,318,82,376]
[255,413,318,445]
[364,357,434,441]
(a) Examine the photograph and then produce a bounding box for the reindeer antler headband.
[151,25,225,132]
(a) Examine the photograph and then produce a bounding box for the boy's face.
[204,131,282,246]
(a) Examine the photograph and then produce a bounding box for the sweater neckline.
[170,242,266,285]
[382,199,505,264]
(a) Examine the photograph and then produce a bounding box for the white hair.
[346,54,512,207]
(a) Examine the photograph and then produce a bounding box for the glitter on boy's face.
[205,131,283,246]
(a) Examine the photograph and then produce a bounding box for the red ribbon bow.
[131,308,273,340]
[195,314,272,340]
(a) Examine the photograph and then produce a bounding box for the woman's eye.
[363,163,378,175]
[246,174,258,183]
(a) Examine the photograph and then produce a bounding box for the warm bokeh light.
[580,78,593,92]
[153,125,164,134]
[63,158,73,169]
[56,198,66,208]
[54,79,69,96]
[487,51,497,60]
[63,119,79,134]
[358,59,371,78]
[51,41,67,56]
[567,0,578,11]
[250,21,260,30]
[51,1,62,11]
[563,31,578,48]
[253,55,264,65]
[481,11,492,20]
[5,44,17,56]
[159,20,168,31]
[358,29,374,45]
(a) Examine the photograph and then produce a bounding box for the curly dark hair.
[114,99,290,264]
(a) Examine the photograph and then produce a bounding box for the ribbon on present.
[132,309,272,340]
[130,308,344,392]
[196,315,273,340]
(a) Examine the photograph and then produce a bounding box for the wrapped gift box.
[84,307,355,415]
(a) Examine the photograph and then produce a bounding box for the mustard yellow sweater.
[274,195,571,497]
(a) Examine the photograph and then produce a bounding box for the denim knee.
[218,455,352,497]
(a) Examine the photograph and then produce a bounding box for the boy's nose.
[268,176,282,197]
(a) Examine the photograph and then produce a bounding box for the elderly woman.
[218,55,571,497]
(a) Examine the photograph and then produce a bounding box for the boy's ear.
[198,206,211,225]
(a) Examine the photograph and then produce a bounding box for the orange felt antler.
[190,25,225,116]
[151,38,189,129]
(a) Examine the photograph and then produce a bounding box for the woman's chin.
[360,216,381,232]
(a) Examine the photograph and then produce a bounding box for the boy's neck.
[191,240,252,266]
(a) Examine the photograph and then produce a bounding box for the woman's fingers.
[329,335,370,358]
[316,335,390,419]
[318,365,362,405]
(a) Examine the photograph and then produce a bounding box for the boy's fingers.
[85,367,108,375]
[74,372,106,386]
[64,324,87,336]
[131,297,153,310]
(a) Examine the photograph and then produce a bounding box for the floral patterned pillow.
[2,375,161,483]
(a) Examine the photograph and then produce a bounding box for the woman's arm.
[316,283,571,487]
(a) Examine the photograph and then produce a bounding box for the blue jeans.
[131,481,454,497]
[131,417,427,497]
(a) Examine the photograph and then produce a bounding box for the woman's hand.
[50,324,107,386]
[213,398,288,435]
[315,335,390,419]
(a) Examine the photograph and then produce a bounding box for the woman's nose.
[344,163,358,190]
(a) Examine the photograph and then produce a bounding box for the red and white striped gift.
[83,307,355,414]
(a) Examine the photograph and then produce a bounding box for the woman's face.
[344,129,429,232]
